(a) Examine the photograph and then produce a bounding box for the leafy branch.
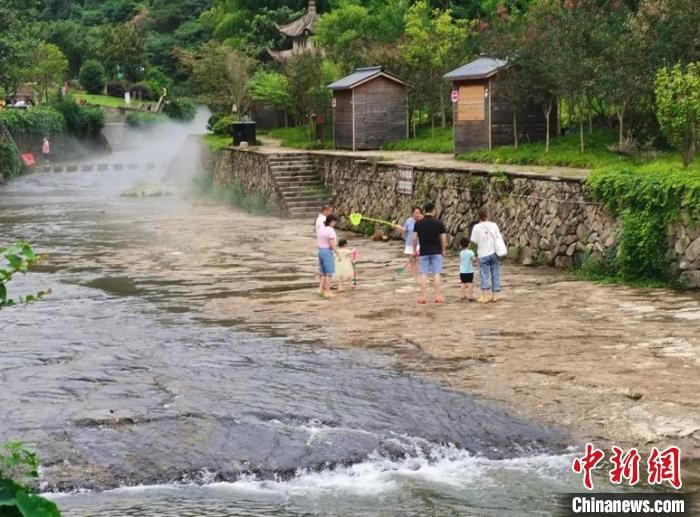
[0,242,50,307]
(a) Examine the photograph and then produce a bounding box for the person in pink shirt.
[318,214,340,298]
[41,136,50,163]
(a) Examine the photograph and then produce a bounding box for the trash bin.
[233,122,256,146]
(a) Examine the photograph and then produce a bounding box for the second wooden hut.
[328,67,408,150]
[444,57,553,154]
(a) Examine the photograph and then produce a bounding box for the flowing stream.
[0,126,590,515]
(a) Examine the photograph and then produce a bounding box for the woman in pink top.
[318,214,340,298]
[41,136,50,163]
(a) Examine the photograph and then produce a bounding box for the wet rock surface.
[1,169,566,492]
[2,167,699,495]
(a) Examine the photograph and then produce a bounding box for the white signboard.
[397,165,414,195]
[331,97,337,108]
[450,89,459,103]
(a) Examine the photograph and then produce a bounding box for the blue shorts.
[318,248,335,275]
[419,254,443,275]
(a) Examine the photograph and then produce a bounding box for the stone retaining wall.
[212,147,700,287]
[213,147,276,200]
[312,154,619,270]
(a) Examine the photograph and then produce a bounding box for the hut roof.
[327,66,406,91]
[443,57,507,81]
[277,1,320,37]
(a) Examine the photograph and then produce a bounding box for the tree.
[178,41,257,115]
[285,53,333,137]
[250,70,293,125]
[98,22,147,81]
[481,6,528,147]
[0,0,41,93]
[79,60,106,94]
[30,43,68,104]
[596,6,650,150]
[316,0,409,71]
[403,0,473,134]
[654,62,700,167]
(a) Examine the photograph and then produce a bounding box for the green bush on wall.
[0,141,22,180]
[586,165,700,283]
[0,108,64,140]
[53,98,105,139]
[162,99,196,122]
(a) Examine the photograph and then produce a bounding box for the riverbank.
[117,202,700,461]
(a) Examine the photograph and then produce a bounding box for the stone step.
[269,161,314,168]
[273,170,318,177]
[288,210,321,219]
[275,176,320,187]
[285,199,326,208]
[270,165,314,171]
[280,186,327,195]
[269,157,314,163]
[280,193,326,201]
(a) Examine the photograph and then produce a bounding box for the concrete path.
[255,136,591,179]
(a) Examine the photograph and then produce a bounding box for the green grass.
[202,134,232,152]
[456,129,667,169]
[74,93,127,108]
[265,126,334,150]
[383,126,453,153]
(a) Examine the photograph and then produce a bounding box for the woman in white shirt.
[470,210,503,303]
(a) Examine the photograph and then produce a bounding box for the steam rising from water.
[105,106,211,184]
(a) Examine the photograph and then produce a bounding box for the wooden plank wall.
[452,77,556,154]
[353,77,407,150]
[452,79,489,154]
[332,90,354,149]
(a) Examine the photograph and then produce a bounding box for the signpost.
[396,165,414,195]
[331,97,337,108]
[451,89,459,104]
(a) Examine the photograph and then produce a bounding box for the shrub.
[129,82,153,101]
[106,80,127,98]
[206,113,224,133]
[654,63,700,167]
[0,107,65,140]
[53,98,105,139]
[79,60,106,94]
[0,140,22,179]
[162,98,196,122]
[146,67,169,99]
[125,111,168,127]
[212,115,236,136]
[586,164,700,283]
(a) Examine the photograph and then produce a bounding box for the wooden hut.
[328,67,408,150]
[444,57,553,154]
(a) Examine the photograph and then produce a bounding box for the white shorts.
[404,245,418,255]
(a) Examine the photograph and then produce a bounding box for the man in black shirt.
[412,201,448,304]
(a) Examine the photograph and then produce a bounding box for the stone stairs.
[268,154,328,218]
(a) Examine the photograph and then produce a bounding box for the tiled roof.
[327,67,406,90]
[443,57,507,81]
[277,1,320,37]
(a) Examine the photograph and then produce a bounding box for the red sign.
[331,97,337,108]
[451,89,459,103]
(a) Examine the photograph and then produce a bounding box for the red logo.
[572,443,605,490]
[648,446,682,489]
[573,444,682,490]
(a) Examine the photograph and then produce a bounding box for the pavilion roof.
[277,1,320,38]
